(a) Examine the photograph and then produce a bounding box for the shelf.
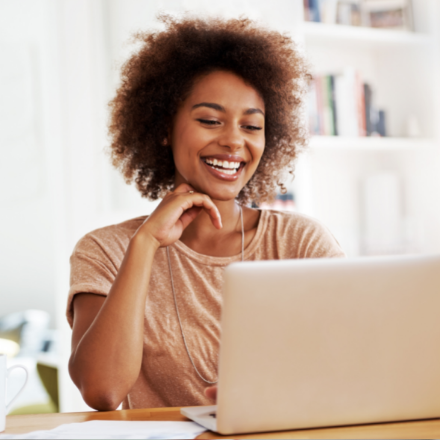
[303,22,432,47]
[309,136,438,151]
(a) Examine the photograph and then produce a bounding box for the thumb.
[204,385,217,402]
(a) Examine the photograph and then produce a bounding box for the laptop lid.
[216,254,440,435]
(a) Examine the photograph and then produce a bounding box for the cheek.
[249,138,266,168]
[172,122,209,162]
[171,124,197,168]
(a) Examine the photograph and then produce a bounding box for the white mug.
[0,354,28,432]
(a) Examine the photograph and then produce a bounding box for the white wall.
[0,1,58,322]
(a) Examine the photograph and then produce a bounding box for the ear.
[162,128,172,146]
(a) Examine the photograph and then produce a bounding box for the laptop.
[182,254,440,435]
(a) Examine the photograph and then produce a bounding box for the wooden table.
[5,408,440,439]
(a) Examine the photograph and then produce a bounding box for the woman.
[67,16,344,411]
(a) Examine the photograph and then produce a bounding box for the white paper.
[0,420,207,439]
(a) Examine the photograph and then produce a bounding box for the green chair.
[9,362,59,415]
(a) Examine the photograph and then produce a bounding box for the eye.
[197,119,220,126]
[242,125,263,131]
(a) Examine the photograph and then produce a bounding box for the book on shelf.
[304,0,362,25]
[303,0,413,30]
[307,68,387,137]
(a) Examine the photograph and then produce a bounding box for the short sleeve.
[297,217,345,259]
[67,234,119,328]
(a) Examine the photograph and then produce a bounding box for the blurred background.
[0,0,439,414]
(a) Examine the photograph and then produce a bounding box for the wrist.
[131,229,161,253]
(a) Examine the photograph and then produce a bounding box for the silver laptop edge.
[182,254,440,434]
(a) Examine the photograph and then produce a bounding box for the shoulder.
[262,208,331,236]
[68,216,146,328]
[261,209,345,258]
[72,215,147,259]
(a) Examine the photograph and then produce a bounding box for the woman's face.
[170,70,266,201]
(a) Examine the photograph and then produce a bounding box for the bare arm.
[68,184,221,411]
[69,233,158,410]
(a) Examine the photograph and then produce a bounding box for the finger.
[179,206,202,230]
[204,386,217,402]
[173,183,196,194]
[182,193,222,229]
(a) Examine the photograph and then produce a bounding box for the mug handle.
[6,365,29,412]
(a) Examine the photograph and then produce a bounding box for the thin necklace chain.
[166,206,244,384]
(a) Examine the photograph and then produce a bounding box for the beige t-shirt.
[68,209,344,409]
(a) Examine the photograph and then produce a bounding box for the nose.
[217,125,245,152]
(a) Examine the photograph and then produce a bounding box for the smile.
[201,156,246,181]
[203,158,241,175]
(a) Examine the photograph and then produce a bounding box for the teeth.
[204,158,243,172]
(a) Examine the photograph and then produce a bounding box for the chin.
[204,187,241,202]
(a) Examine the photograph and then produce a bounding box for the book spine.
[321,75,331,135]
[356,72,366,137]
[334,75,345,136]
[308,0,321,22]
[325,75,334,136]
[377,110,387,137]
[303,0,310,21]
[364,83,373,136]
[330,75,338,136]
[322,0,338,24]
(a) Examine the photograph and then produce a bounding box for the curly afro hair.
[108,15,310,204]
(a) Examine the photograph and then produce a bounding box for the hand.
[204,385,217,402]
[136,183,222,248]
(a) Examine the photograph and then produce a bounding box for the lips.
[201,154,246,181]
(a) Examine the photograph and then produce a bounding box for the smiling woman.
[109,15,309,203]
[66,15,345,412]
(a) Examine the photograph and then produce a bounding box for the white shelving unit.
[303,21,433,46]
[310,136,438,151]
[292,0,440,257]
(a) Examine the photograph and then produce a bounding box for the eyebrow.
[192,102,265,116]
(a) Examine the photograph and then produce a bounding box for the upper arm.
[68,233,119,328]
[296,217,345,259]
[71,293,106,353]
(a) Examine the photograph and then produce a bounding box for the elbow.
[81,387,122,411]
[69,357,123,411]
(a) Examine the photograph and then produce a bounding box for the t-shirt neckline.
[171,209,268,266]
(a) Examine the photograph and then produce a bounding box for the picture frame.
[361,0,414,31]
